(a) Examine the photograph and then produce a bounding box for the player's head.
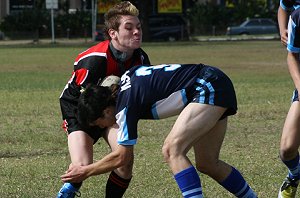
[77,84,119,129]
[103,1,142,50]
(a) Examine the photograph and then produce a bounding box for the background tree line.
[0,0,279,40]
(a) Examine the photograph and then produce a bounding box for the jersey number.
[135,64,181,76]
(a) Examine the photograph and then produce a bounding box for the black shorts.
[62,118,105,143]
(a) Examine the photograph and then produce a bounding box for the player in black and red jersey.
[57,1,150,197]
[61,64,257,198]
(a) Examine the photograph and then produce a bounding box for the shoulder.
[73,40,112,71]
[74,40,110,64]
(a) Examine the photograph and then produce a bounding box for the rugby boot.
[278,177,299,198]
[57,183,81,198]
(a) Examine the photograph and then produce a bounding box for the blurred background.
[0,0,280,42]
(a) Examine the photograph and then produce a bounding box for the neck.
[110,41,134,62]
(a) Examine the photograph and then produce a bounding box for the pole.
[51,7,55,43]
[92,0,97,42]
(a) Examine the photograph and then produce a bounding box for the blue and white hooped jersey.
[280,0,300,11]
[115,64,237,146]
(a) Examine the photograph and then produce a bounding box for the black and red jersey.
[59,40,150,133]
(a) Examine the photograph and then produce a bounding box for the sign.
[98,0,120,14]
[46,0,58,9]
[158,0,182,13]
[10,0,34,10]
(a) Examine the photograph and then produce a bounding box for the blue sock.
[282,153,300,180]
[174,166,203,198]
[219,167,257,198]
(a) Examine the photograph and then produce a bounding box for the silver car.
[226,18,278,35]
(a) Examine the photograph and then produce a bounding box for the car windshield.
[241,20,259,26]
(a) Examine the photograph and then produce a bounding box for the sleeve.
[280,0,295,11]
[116,106,139,146]
[115,83,140,145]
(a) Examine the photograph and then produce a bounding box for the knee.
[162,139,180,163]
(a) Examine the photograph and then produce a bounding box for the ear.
[104,107,114,116]
[108,29,117,40]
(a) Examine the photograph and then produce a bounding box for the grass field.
[0,40,294,197]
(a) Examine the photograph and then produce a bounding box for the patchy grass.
[0,40,294,197]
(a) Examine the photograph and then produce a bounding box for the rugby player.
[61,64,257,198]
[57,1,150,197]
[278,1,300,197]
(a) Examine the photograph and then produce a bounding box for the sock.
[219,167,257,198]
[105,171,132,198]
[71,182,82,189]
[281,153,300,180]
[174,166,203,198]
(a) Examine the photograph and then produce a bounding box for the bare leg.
[280,101,300,161]
[103,124,133,197]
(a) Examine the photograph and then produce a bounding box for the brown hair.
[103,1,139,40]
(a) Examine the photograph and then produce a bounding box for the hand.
[61,164,88,183]
[280,29,288,46]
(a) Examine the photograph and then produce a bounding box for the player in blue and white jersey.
[278,1,300,198]
[278,0,300,46]
[61,64,257,198]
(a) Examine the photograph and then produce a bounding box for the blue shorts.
[292,89,299,102]
[190,66,238,119]
[287,9,300,53]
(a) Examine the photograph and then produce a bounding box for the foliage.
[0,8,49,38]
[187,1,278,35]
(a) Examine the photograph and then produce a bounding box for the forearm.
[277,6,289,34]
[287,52,300,90]
[85,150,125,177]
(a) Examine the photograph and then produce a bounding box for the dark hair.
[77,84,119,129]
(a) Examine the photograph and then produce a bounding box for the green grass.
[0,40,294,197]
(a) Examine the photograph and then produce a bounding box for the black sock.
[71,182,82,189]
[105,171,132,198]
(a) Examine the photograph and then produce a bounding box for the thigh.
[281,101,300,152]
[165,103,226,155]
[68,130,94,165]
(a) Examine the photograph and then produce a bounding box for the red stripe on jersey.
[75,68,89,86]
[75,40,109,64]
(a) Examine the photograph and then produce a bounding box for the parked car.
[148,15,189,41]
[226,18,278,35]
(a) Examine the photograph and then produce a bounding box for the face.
[109,15,142,53]
[91,107,116,128]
